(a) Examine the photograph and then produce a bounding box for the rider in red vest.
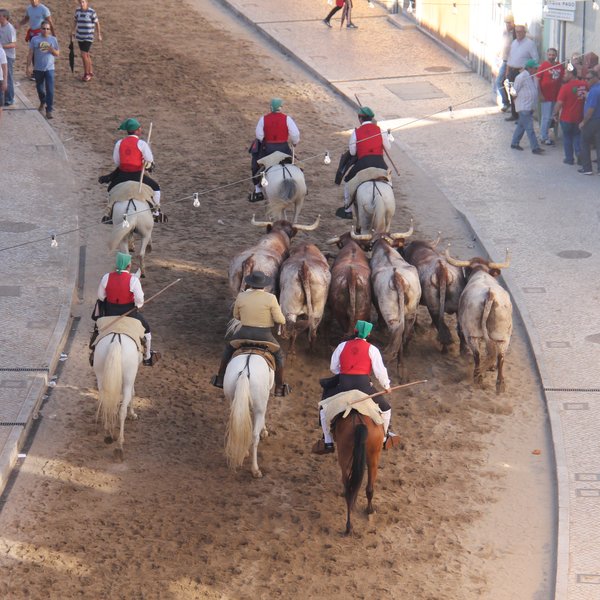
[337,106,392,220]
[98,118,162,224]
[249,98,300,202]
[312,320,397,454]
[96,252,159,366]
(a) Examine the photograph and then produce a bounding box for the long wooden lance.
[353,94,400,176]
[100,278,181,330]
[138,121,153,193]
[348,379,428,406]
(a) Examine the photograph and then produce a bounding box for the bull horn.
[431,231,442,248]
[350,226,373,241]
[390,219,414,240]
[488,248,511,270]
[325,235,341,245]
[295,215,320,231]
[251,214,273,227]
[444,246,470,268]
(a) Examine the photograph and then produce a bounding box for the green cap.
[358,106,375,119]
[524,59,539,69]
[115,252,132,273]
[270,98,283,112]
[118,118,141,132]
[354,320,373,339]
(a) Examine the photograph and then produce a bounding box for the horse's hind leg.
[251,409,266,478]
[365,431,383,515]
[114,394,131,462]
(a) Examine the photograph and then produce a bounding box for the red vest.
[263,112,289,143]
[106,272,134,305]
[119,136,143,172]
[339,339,372,375]
[355,123,384,159]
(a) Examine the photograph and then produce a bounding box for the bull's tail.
[347,268,357,334]
[436,260,453,349]
[387,269,406,361]
[481,289,494,345]
[240,257,255,292]
[299,262,315,341]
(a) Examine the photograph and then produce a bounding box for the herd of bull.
[228,216,513,393]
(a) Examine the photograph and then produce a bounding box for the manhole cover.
[385,81,448,101]
[0,221,37,233]
[557,250,592,259]
[424,66,452,73]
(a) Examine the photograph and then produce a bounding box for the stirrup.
[101,215,112,224]
[312,439,334,455]
[383,432,401,451]
[89,352,94,367]
[143,350,161,366]
[274,383,291,397]
[210,375,224,389]
[248,191,264,203]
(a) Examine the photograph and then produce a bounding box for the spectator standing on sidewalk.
[553,67,587,165]
[510,59,544,154]
[578,69,600,175]
[537,48,563,145]
[18,0,54,40]
[26,20,58,120]
[323,0,343,27]
[0,44,7,122]
[505,24,539,122]
[71,0,101,82]
[0,10,16,106]
[495,13,515,112]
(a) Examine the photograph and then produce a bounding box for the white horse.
[354,180,395,233]
[224,352,274,478]
[264,163,307,223]
[109,198,154,277]
[93,332,142,461]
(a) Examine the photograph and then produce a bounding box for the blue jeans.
[560,121,581,163]
[580,119,600,172]
[5,57,14,105]
[540,101,555,141]
[495,62,509,107]
[511,110,539,151]
[33,69,54,112]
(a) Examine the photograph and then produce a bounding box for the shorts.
[77,40,92,53]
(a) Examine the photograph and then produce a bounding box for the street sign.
[545,0,576,22]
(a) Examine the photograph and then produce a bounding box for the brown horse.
[333,410,384,534]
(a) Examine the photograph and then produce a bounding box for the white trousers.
[144,332,152,360]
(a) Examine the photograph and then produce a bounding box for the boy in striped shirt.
[71,0,101,81]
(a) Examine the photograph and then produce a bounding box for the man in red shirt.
[553,67,588,165]
[537,48,564,145]
[312,320,396,454]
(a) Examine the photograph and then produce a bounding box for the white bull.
[352,224,420,379]
[445,250,513,394]
[278,242,331,354]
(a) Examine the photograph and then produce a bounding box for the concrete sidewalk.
[0,87,77,498]
[221,0,600,598]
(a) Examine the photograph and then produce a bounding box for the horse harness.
[347,176,389,209]
[232,347,276,381]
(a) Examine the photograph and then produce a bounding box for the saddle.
[257,151,293,170]
[93,316,146,354]
[107,181,157,212]
[232,346,276,371]
[346,167,391,207]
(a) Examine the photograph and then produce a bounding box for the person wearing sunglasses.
[26,19,59,120]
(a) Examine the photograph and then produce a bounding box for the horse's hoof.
[113,448,124,462]
[252,469,263,479]
[496,383,506,395]
[104,435,114,445]
[128,412,138,421]
[260,428,269,440]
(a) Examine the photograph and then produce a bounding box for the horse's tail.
[108,218,132,252]
[96,338,123,435]
[267,173,298,219]
[371,183,387,232]
[346,423,367,509]
[225,371,253,469]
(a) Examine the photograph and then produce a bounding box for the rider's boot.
[88,326,98,367]
[274,365,291,397]
[381,408,400,450]
[210,357,229,388]
[143,333,161,366]
[335,184,353,220]
[312,408,334,454]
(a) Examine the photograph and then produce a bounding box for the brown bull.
[445,249,513,394]
[352,224,420,378]
[279,242,331,353]
[403,237,466,353]
[228,216,320,296]
[326,232,371,336]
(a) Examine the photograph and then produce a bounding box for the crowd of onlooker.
[0,0,100,121]
[497,13,600,174]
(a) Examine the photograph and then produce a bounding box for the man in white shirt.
[510,59,544,154]
[505,24,539,121]
[0,10,16,106]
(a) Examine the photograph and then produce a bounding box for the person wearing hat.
[98,118,162,223]
[336,106,391,219]
[505,24,539,121]
[510,59,544,154]
[249,98,300,202]
[495,13,515,112]
[312,320,396,454]
[96,252,159,366]
[211,271,290,396]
